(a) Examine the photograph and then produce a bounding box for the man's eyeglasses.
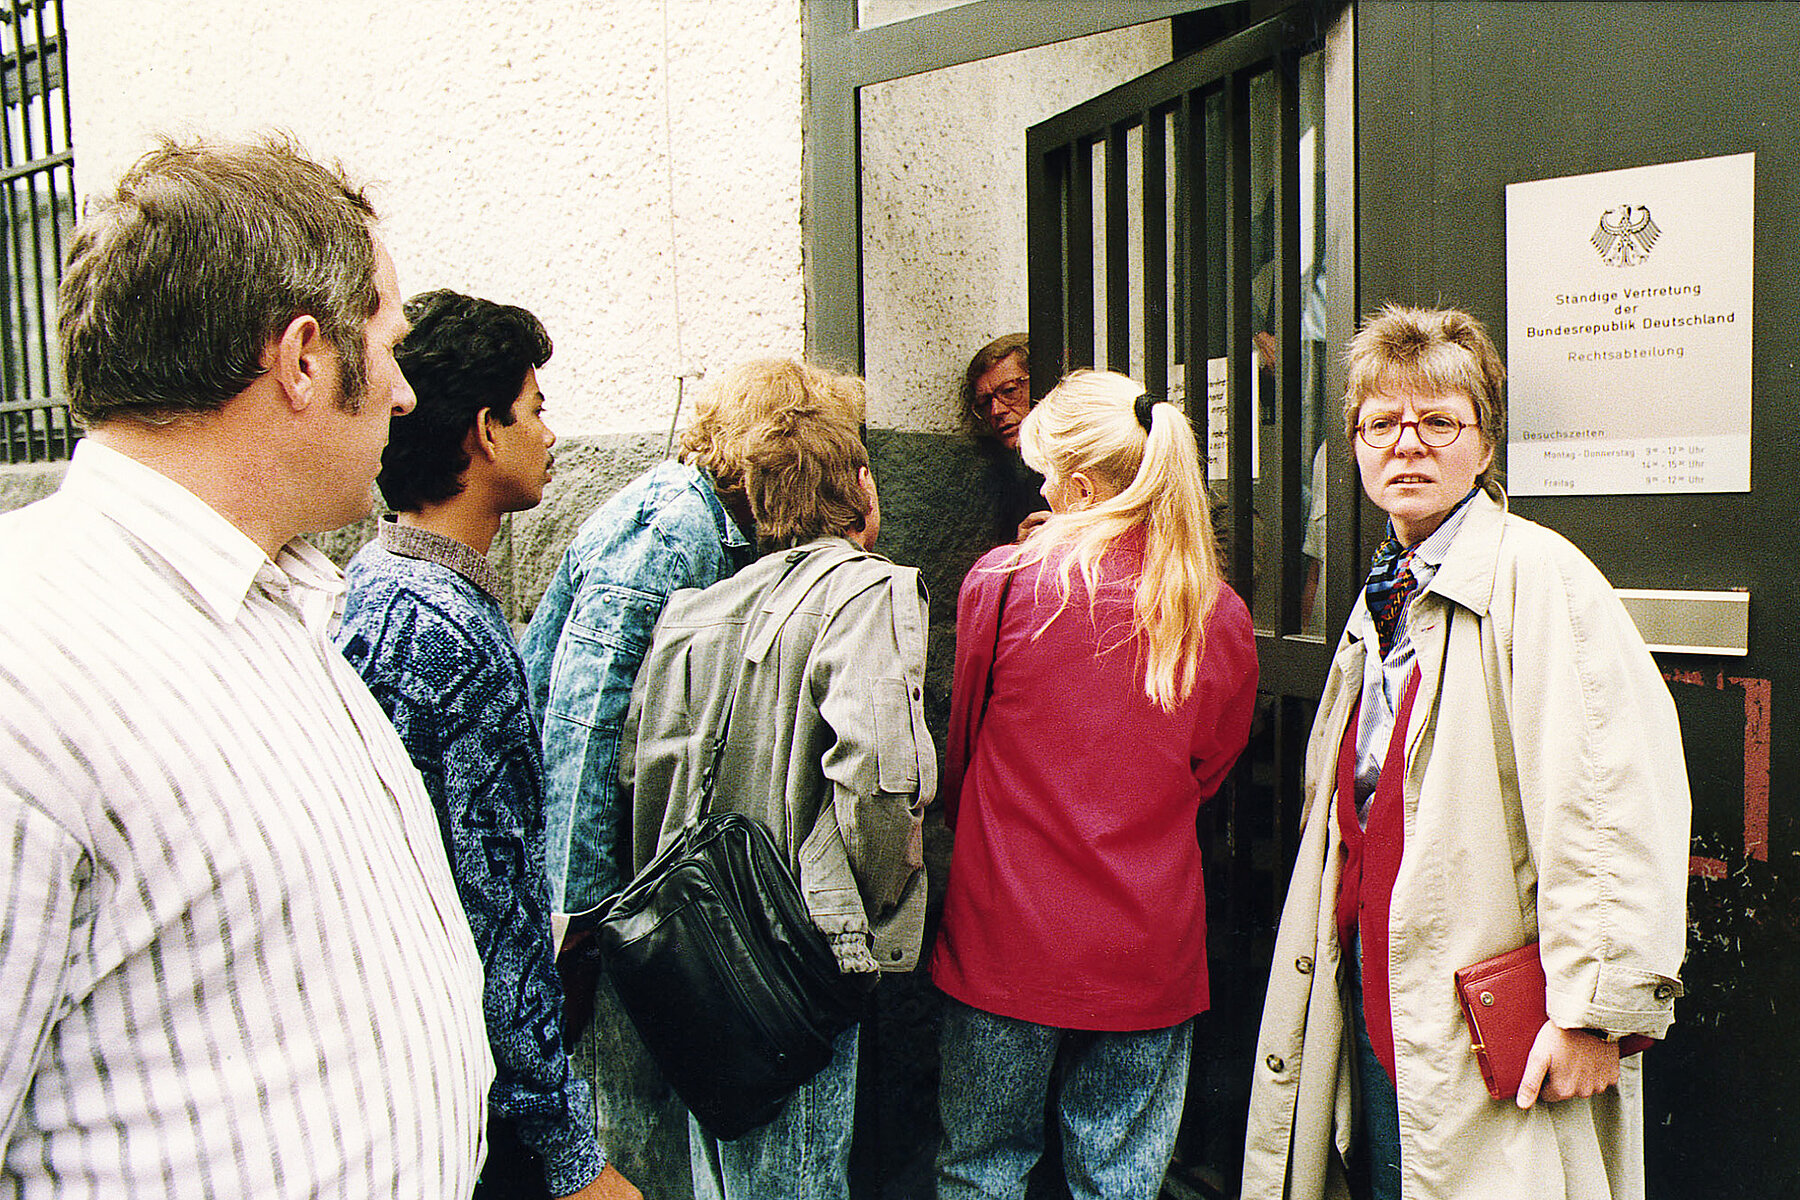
[1355,411,1475,449]
[974,376,1030,413]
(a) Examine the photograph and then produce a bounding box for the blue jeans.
[572,973,693,1198]
[688,1024,860,1200]
[935,999,1192,1200]
[1347,934,1403,1200]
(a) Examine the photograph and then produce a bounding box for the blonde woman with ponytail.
[930,369,1258,1200]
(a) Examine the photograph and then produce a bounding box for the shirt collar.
[1348,487,1481,644]
[696,466,753,554]
[1403,485,1480,574]
[376,515,504,603]
[61,439,346,627]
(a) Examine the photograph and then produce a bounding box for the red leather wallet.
[1454,942,1653,1100]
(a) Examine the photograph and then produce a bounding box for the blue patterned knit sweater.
[337,530,604,1195]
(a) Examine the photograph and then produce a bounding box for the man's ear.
[469,407,501,463]
[267,313,327,412]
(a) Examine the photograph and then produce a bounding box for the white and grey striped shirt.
[0,441,492,1198]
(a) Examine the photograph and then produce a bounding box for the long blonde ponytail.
[1007,369,1225,711]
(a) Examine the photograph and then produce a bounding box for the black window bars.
[0,0,74,464]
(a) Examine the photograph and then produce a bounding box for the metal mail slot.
[1614,589,1748,657]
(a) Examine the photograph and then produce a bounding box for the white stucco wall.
[65,0,804,440]
[65,2,1173,443]
[859,21,1172,431]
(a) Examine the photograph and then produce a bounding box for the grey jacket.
[620,537,935,974]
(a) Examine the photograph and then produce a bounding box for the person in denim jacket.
[622,368,931,1200]
[336,292,637,1200]
[520,359,867,1194]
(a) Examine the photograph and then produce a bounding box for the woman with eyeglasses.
[1241,306,1690,1200]
[932,369,1257,1199]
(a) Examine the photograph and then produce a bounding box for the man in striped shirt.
[0,137,492,1198]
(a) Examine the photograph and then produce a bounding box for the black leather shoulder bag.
[569,545,877,1141]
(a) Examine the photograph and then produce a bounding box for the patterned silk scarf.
[1363,533,1418,657]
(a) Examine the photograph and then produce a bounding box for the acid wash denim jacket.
[336,520,604,1196]
[520,461,754,912]
[622,537,936,973]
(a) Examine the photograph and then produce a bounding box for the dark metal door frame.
[1026,2,1359,669]
[1025,1,1355,840]
[799,0,1236,373]
[1024,7,1357,1190]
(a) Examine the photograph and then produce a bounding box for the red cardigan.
[930,532,1258,1030]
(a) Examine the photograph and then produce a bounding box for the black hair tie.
[1134,392,1161,434]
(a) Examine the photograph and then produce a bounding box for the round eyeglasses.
[974,376,1030,413]
[1355,411,1475,449]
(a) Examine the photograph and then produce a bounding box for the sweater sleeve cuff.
[541,1136,608,1199]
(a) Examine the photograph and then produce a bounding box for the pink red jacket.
[931,530,1257,1030]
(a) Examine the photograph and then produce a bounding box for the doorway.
[1024,5,1351,1191]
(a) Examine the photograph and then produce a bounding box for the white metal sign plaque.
[1505,152,1754,494]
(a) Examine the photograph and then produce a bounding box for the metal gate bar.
[1025,9,1335,1192]
[0,0,75,464]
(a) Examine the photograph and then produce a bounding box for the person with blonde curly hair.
[522,358,864,1195]
[932,369,1259,1199]
[623,380,930,1200]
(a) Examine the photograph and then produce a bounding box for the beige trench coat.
[1242,489,1690,1200]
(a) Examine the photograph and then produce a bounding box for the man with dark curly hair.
[334,290,638,1200]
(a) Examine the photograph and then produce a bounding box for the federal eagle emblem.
[1591,204,1660,267]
